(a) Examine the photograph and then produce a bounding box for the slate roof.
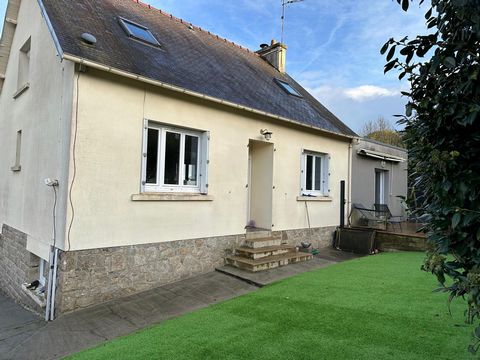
[41,0,357,137]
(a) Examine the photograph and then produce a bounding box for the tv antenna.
[281,0,304,44]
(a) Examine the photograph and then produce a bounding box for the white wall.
[66,69,351,250]
[0,0,74,256]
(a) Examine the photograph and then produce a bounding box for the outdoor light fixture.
[260,129,273,141]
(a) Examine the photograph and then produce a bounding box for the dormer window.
[275,79,302,98]
[119,17,160,46]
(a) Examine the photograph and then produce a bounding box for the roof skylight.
[119,17,160,46]
[275,79,302,97]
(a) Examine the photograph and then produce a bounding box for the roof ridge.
[131,0,259,57]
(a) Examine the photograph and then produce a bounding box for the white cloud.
[344,85,398,102]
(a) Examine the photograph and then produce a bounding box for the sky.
[0,0,429,133]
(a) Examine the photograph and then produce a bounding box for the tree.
[361,117,405,147]
[382,0,480,352]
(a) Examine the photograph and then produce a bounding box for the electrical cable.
[67,72,80,251]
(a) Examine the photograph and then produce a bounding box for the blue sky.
[0,0,428,133]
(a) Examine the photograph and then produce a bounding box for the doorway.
[247,140,274,230]
[375,169,388,205]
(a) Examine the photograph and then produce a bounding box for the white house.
[0,0,357,318]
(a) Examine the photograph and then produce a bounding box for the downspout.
[45,247,58,321]
[347,140,353,226]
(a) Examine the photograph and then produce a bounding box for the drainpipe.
[45,246,58,321]
[340,181,346,228]
[347,140,353,226]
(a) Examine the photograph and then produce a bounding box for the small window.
[275,79,302,97]
[142,122,209,193]
[119,17,160,46]
[11,130,22,172]
[301,150,329,196]
[17,38,31,91]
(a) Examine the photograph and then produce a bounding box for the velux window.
[142,121,209,193]
[119,17,160,46]
[301,150,330,196]
[275,79,302,97]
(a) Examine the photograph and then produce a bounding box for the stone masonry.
[274,226,337,250]
[1,224,337,315]
[0,224,43,315]
[56,226,337,314]
[55,234,246,313]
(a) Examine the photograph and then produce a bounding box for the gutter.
[61,53,356,141]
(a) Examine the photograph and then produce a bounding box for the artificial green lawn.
[67,252,474,360]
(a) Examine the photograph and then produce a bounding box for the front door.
[247,140,274,230]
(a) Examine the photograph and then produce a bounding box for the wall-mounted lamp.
[260,129,273,141]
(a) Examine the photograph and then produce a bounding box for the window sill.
[13,83,30,99]
[10,165,21,172]
[21,283,46,308]
[297,196,333,202]
[131,193,214,202]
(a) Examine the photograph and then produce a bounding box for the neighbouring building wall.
[0,0,74,309]
[0,224,44,314]
[351,138,408,218]
[65,69,352,251]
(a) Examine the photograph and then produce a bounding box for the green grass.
[68,253,474,360]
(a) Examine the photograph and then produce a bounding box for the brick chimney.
[256,39,287,74]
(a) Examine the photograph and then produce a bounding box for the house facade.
[0,0,357,318]
[351,137,408,220]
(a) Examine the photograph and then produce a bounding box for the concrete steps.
[226,252,313,272]
[226,231,313,272]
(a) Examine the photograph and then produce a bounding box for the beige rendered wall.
[66,69,351,251]
[0,0,74,256]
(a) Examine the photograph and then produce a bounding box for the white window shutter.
[200,131,210,194]
[141,119,149,192]
[324,155,331,195]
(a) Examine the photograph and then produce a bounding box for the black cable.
[67,72,80,251]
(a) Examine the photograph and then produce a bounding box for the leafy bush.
[382,0,480,352]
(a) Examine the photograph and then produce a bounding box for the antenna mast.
[281,0,304,44]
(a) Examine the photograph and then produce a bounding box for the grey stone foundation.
[274,226,338,249]
[1,224,338,315]
[56,234,246,313]
[0,224,43,315]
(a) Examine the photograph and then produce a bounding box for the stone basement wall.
[0,224,43,315]
[274,226,337,250]
[54,225,337,314]
[55,234,246,313]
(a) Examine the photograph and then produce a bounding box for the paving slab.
[0,294,46,360]
[1,272,256,360]
[216,247,363,287]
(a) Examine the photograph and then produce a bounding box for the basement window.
[142,121,209,193]
[275,79,302,97]
[119,17,160,46]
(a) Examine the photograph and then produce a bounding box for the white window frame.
[141,120,209,194]
[300,150,330,197]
